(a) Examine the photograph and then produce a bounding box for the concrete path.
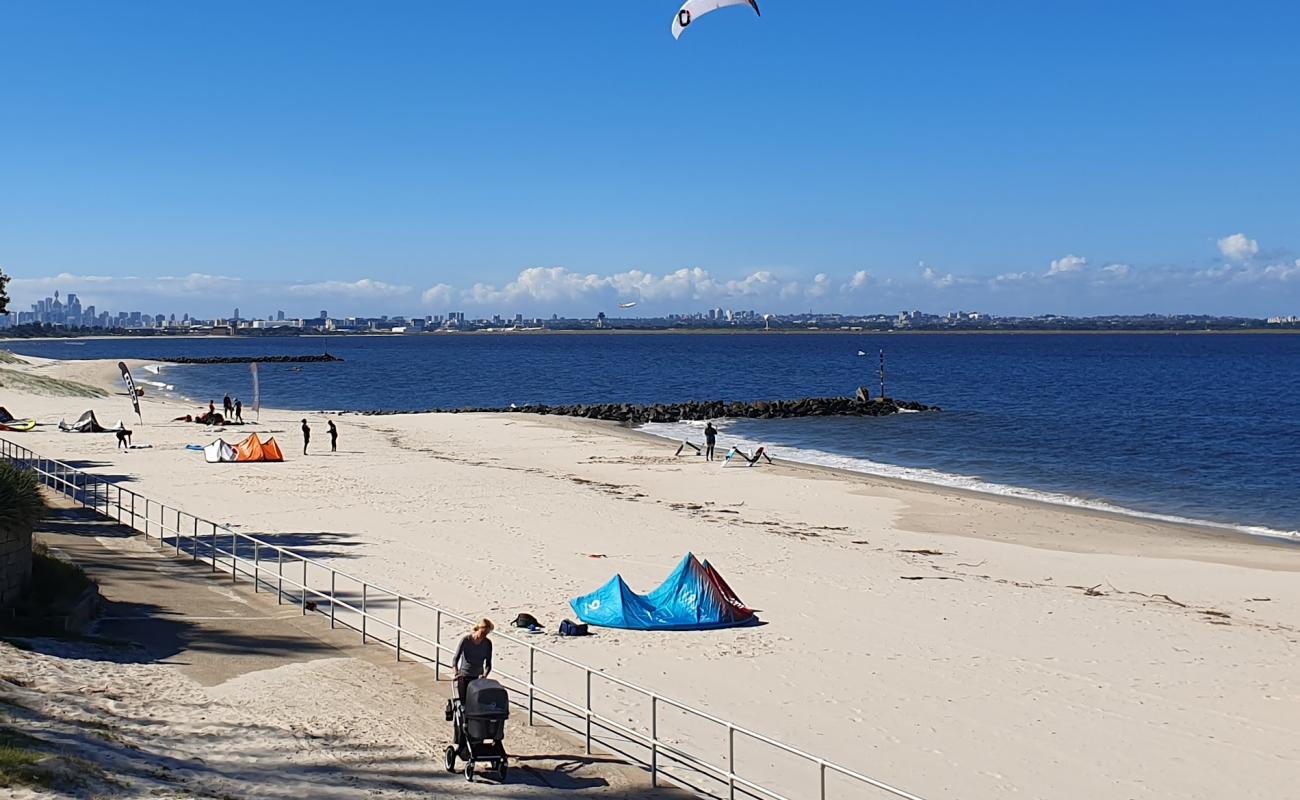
[15,493,689,799]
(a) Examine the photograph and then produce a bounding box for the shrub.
[0,463,42,539]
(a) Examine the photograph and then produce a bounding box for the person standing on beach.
[301,419,311,455]
[327,420,338,452]
[234,398,243,423]
[223,394,232,418]
[704,422,718,461]
[451,619,494,702]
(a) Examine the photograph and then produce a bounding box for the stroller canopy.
[464,679,510,719]
[60,410,108,433]
[570,553,757,631]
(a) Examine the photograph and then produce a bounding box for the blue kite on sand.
[570,553,757,631]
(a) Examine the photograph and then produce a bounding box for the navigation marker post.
[879,349,886,401]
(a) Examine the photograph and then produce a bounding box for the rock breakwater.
[161,354,343,365]
[356,394,938,424]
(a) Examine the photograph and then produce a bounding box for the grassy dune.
[0,368,107,398]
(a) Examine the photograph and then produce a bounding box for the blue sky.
[2,1,1298,318]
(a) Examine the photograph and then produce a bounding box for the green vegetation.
[27,543,91,611]
[0,728,57,790]
[0,368,106,397]
[0,463,43,542]
[0,350,27,365]
[0,463,43,544]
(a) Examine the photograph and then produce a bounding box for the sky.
[1,1,1298,319]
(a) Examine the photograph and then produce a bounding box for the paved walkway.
[23,493,687,799]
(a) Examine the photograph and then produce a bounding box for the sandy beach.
[2,352,1298,799]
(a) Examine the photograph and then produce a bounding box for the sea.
[6,333,1299,539]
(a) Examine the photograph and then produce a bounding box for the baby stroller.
[444,678,510,782]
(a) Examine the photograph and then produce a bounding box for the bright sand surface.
[2,353,1298,799]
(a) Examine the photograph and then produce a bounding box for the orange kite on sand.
[233,433,284,462]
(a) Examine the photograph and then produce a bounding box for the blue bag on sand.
[558,619,589,637]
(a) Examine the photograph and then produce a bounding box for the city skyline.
[2,3,1299,318]
[5,285,1294,334]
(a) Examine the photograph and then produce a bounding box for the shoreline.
[90,354,1300,548]
[607,419,1300,559]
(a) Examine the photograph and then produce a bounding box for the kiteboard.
[0,419,37,432]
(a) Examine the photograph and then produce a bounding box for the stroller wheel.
[443,746,456,773]
[496,759,508,782]
[464,759,474,782]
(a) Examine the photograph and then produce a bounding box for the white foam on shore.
[641,421,1300,543]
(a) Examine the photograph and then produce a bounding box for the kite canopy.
[672,0,760,40]
[570,553,756,631]
[204,439,237,463]
[59,410,108,433]
[233,433,284,462]
[0,407,13,423]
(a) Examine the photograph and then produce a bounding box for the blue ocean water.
[7,333,1299,537]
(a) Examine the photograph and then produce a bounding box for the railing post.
[192,518,199,562]
[585,669,592,755]
[231,531,238,582]
[301,559,308,614]
[820,760,827,800]
[253,542,260,592]
[528,647,535,726]
[361,583,367,643]
[277,548,283,603]
[651,696,659,787]
[211,524,218,572]
[329,570,336,628]
[175,510,182,556]
[434,610,442,680]
[395,596,403,661]
[728,724,736,799]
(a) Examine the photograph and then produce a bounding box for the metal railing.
[1,437,927,800]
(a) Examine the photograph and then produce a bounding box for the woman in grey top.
[452,618,494,701]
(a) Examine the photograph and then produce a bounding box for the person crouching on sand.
[301,419,310,455]
[452,619,494,702]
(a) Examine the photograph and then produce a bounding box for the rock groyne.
[358,393,938,425]
[161,354,343,365]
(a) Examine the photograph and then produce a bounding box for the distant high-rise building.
[320,310,328,320]
[277,310,285,321]
[233,307,240,321]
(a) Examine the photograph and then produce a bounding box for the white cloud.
[421,283,454,306]
[920,264,966,289]
[1047,255,1088,276]
[287,278,412,298]
[992,271,1032,285]
[11,272,246,298]
[1217,233,1259,262]
[843,270,871,292]
[1101,263,1131,279]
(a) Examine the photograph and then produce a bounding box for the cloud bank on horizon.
[7,234,1299,319]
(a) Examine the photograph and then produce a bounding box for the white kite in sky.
[672,0,761,40]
